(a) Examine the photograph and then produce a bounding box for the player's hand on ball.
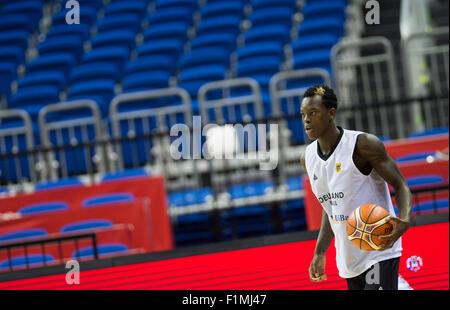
[309,254,327,282]
[378,216,410,251]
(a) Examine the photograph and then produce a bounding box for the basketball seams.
[346,222,390,237]
[360,204,377,250]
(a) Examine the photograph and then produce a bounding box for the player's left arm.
[356,133,413,250]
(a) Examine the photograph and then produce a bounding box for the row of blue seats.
[2,1,348,127]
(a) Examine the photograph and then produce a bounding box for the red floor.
[0,222,447,290]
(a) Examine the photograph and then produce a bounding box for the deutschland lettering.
[318,192,344,204]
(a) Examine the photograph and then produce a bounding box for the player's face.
[300,96,332,140]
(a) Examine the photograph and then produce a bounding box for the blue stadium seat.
[190,33,237,54]
[37,36,84,61]
[45,24,91,42]
[0,63,16,97]
[0,118,35,183]
[71,243,129,259]
[137,40,183,63]
[100,168,149,182]
[143,22,188,42]
[0,228,48,243]
[0,46,25,68]
[250,7,294,28]
[200,1,244,20]
[298,18,345,38]
[291,34,338,54]
[18,202,69,216]
[81,47,130,73]
[125,56,175,76]
[302,1,347,20]
[293,49,332,72]
[122,71,170,92]
[236,56,281,88]
[228,181,274,199]
[0,30,29,52]
[70,62,121,84]
[178,64,227,101]
[236,42,284,62]
[67,79,116,115]
[155,0,197,11]
[168,191,185,207]
[26,53,76,80]
[91,30,136,50]
[251,0,296,11]
[244,25,290,46]
[406,175,445,188]
[1,1,43,29]
[179,65,226,84]
[169,188,213,206]
[82,193,135,207]
[9,86,60,118]
[147,7,193,26]
[0,254,55,270]
[17,71,66,90]
[196,16,241,37]
[179,48,229,70]
[35,177,84,191]
[96,14,142,33]
[0,15,33,33]
[60,219,114,233]
[104,1,148,19]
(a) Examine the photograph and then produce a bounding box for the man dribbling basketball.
[299,85,412,290]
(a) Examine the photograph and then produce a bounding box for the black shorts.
[346,257,400,290]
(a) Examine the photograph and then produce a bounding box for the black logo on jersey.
[313,174,318,181]
[318,192,345,205]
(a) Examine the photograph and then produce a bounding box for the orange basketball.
[346,204,393,251]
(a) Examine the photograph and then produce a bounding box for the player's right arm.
[309,209,334,282]
[302,149,333,282]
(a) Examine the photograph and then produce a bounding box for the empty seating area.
[0,0,448,260]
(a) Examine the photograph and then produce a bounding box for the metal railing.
[331,36,404,138]
[0,109,36,185]
[401,27,449,133]
[109,87,199,192]
[38,100,107,182]
[0,232,98,273]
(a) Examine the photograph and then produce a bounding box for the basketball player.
[300,85,412,290]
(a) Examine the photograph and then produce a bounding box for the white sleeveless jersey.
[305,127,402,278]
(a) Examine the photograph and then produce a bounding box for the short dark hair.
[303,85,338,109]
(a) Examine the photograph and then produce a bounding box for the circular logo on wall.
[406,256,423,272]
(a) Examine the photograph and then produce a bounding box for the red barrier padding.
[384,134,449,160]
[0,200,152,259]
[0,177,173,252]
